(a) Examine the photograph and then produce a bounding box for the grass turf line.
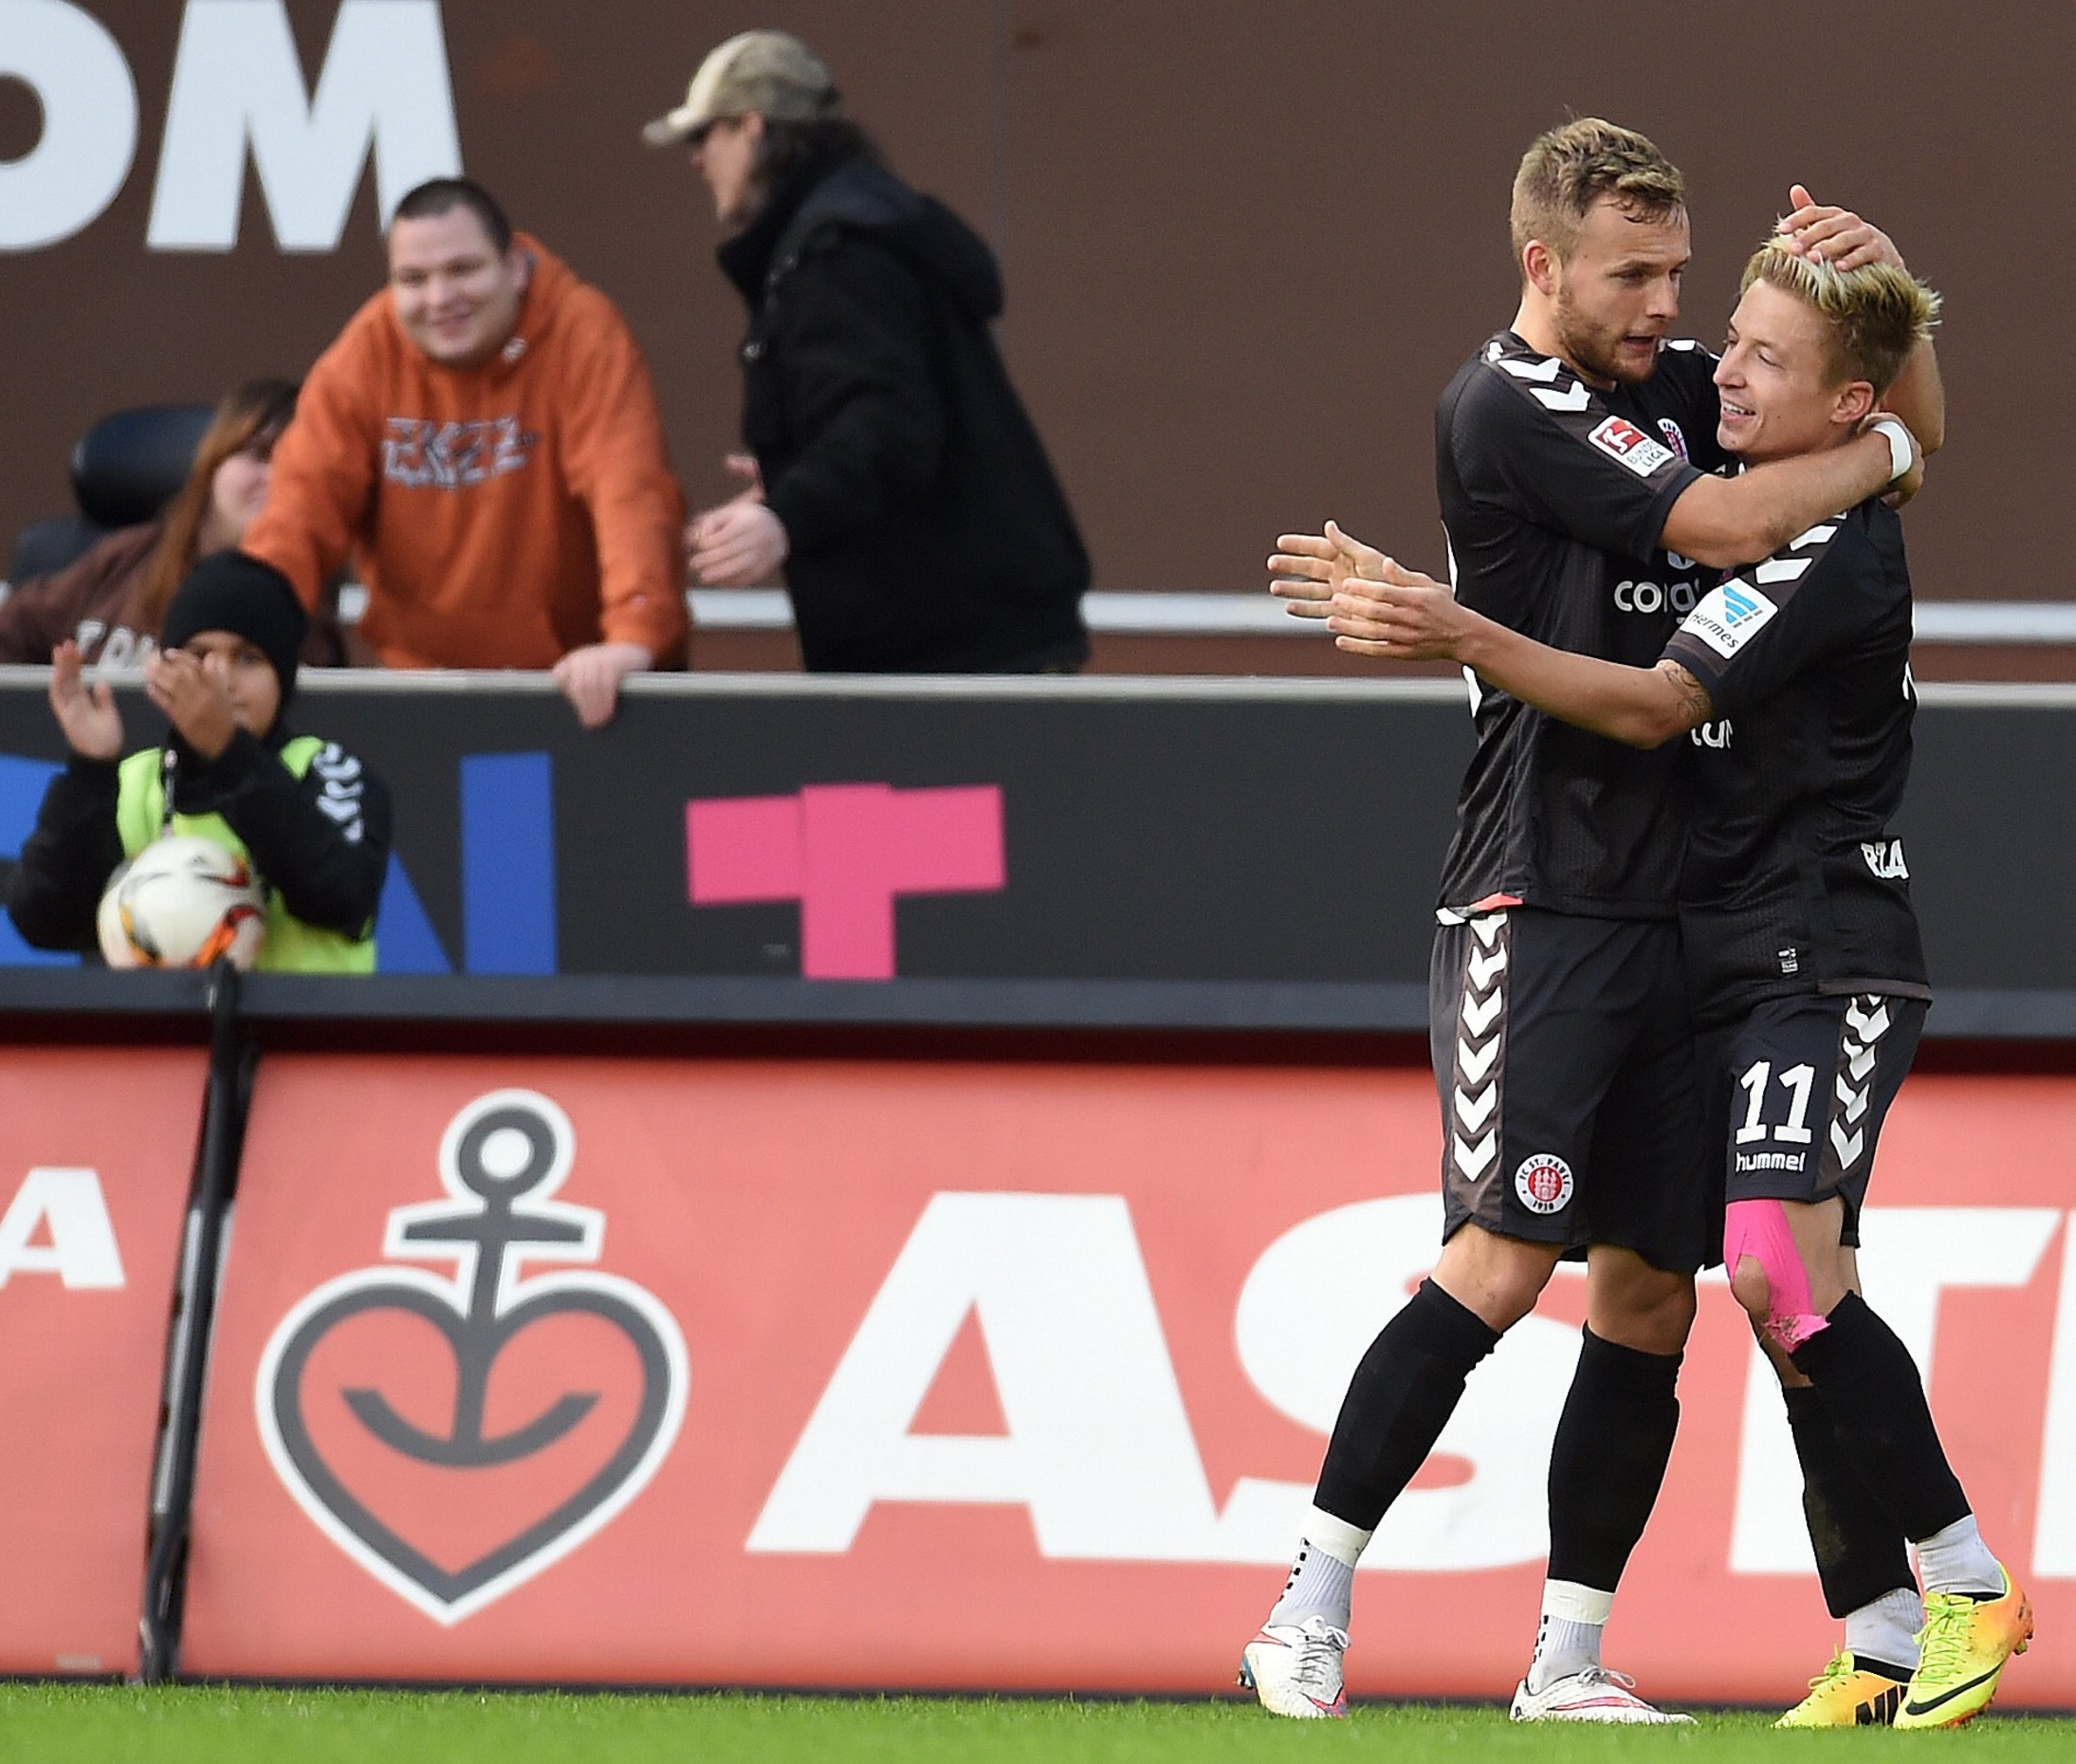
[0,1689,2070,1764]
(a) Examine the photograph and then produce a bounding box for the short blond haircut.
[1739,239,1941,393]
[1511,119,1685,264]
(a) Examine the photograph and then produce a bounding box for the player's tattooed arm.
[1296,524,1716,748]
[1427,628,1714,749]
[1657,658,1717,734]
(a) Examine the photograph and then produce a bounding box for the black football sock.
[1782,1383,1918,1619]
[1545,1326,1681,1593]
[1789,1293,1970,1543]
[1312,1277,1500,1531]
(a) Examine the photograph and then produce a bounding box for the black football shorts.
[1429,907,1712,1271]
[1701,992,1926,1245]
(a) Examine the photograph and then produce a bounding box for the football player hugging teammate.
[1254,117,2001,1726]
[1300,173,2030,1727]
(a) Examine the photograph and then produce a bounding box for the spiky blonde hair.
[1510,119,1685,264]
[1740,239,1941,392]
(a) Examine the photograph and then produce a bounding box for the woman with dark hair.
[0,379,340,667]
[648,31,1090,674]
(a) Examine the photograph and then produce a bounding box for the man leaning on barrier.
[239,177,688,728]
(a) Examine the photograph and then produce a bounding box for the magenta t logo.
[686,783,1005,980]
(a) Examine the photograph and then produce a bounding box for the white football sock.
[1914,1513,2003,1597]
[1526,1579,1612,1693]
[1266,1506,1370,1630]
[1845,1587,1922,1674]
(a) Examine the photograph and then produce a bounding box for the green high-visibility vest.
[114,737,377,974]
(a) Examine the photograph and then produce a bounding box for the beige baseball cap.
[643,30,835,147]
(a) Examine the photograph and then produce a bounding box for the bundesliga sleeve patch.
[1680,579,1778,658]
[1588,414,1677,477]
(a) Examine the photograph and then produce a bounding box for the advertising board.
[180,1053,2076,1702]
[0,1045,207,1676]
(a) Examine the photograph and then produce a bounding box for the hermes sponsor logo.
[1681,580,1778,658]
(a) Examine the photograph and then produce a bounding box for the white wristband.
[1870,416,1914,485]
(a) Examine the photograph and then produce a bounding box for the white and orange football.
[96,835,267,970]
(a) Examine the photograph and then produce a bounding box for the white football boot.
[1239,1615,1350,1718]
[1510,1666,1693,1723]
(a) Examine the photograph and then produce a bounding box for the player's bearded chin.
[1554,287,1647,387]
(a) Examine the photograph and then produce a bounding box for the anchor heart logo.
[255,1090,689,1625]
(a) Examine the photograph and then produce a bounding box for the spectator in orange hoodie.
[242,177,687,728]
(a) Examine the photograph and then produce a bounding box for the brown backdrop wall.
[1,1,2064,605]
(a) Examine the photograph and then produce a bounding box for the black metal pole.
[138,959,247,1682]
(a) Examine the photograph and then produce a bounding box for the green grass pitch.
[2,1687,2071,1764]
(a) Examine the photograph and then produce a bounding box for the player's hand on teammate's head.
[1776,184,1905,275]
[47,639,123,761]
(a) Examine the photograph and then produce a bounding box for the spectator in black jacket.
[649,30,1091,673]
[7,553,390,971]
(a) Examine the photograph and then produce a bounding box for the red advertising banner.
[180,1056,2076,1705]
[0,1046,208,1677]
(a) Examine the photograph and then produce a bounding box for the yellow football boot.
[1893,1566,2035,1730]
[1774,1649,1907,1727]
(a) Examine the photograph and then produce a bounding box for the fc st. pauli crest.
[256,1090,688,1625]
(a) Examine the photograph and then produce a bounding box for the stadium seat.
[7,403,214,584]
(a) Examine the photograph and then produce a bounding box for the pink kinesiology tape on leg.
[1724,1198,1828,1351]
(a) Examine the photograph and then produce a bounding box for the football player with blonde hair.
[1301,241,2030,1730]
[1244,117,1945,1728]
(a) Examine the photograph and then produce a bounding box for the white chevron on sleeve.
[1754,555,1813,584]
[1498,355,1564,382]
[1791,524,1838,548]
[1472,915,1507,948]
[1454,1130,1498,1181]
[1461,989,1503,1037]
[1533,382,1592,413]
[1830,1121,1865,1167]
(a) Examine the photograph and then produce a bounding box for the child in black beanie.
[7,552,391,971]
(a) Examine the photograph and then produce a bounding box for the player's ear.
[1834,380,1877,429]
[1522,239,1560,297]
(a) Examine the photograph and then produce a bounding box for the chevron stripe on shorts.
[1821,993,1895,1182]
[1449,912,1510,1189]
